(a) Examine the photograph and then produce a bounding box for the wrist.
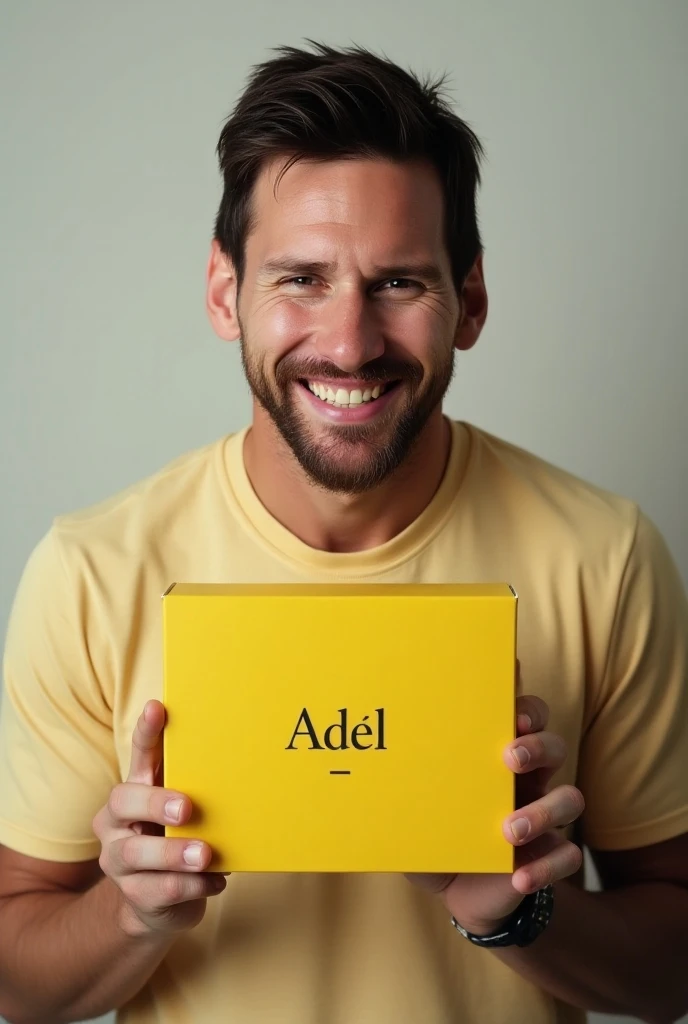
[117,904,150,939]
[117,907,177,949]
[450,886,555,949]
[109,882,159,942]
[455,912,518,937]
[445,893,526,937]
[116,900,151,939]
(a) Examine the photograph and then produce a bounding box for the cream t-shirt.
[1,419,687,1024]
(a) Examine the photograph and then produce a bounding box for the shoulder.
[462,422,642,563]
[7,435,240,682]
[49,435,234,566]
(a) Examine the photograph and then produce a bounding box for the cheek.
[385,307,449,363]
[253,299,311,353]
[250,297,452,368]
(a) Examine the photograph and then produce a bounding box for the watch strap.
[450,884,554,948]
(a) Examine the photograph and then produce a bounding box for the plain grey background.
[1,2,686,1023]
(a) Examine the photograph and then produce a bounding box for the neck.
[242,406,452,554]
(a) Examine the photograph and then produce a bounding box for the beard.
[240,329,455,495]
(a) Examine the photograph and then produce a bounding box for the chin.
[296,442,401,495]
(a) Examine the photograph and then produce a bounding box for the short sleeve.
[578,510,688,851]
[0,528,119,862]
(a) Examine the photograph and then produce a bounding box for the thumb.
[127,699,165,786]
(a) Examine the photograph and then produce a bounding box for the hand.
[92,700,227,938]
[406,694,585,935]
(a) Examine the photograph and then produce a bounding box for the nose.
[313,286,385,372]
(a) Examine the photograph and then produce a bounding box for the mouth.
[298,379,400,409]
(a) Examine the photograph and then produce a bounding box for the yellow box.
[163,584,516,873]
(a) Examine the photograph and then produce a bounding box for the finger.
[515,695,549,735]
[106,834,214,876]
[504,784,585,846]
[120,869,227,913]
[504,730,567,774]
[127,701,166,785]
[512,835,583,894]
[107,782,192,830]
[513,826,567,866]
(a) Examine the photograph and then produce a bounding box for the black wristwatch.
[450,884,554,948]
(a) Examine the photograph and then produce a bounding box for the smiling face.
[209,155,485,493]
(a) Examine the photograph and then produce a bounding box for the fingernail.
[511,817,530,842]
[183,842,204,866]
[518,714,532,732]
[165,798,184,822]
[511,745,530,768]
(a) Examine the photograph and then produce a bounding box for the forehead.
[247,155,447,259]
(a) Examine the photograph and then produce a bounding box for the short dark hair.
[214,40,484,293]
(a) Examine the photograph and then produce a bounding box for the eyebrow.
[259,257,445,286]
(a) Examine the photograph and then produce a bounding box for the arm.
[0,849,173,1024]
[408,692,688,1024]
[489,834,688,1023]
[0,701,225,1024]
[464,510,688,1022]
[490,510,684,1021]
[446,695,688,1022]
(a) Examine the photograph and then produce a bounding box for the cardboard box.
[163,583,516,873]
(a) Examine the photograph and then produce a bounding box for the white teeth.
[306,381,388,407]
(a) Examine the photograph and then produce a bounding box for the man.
[0,40,686,1024]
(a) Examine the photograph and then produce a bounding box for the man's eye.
[286,277,316,287]
[380,279,421,293]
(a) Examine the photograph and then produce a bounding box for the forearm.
[491,880,688,1023]
[0,875,174,1024]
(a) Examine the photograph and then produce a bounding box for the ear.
[206,239,241,342]
[454,253,488,352]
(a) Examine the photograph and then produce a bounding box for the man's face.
[235,156,465,493]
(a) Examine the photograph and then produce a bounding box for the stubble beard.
[239,327,456,495]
